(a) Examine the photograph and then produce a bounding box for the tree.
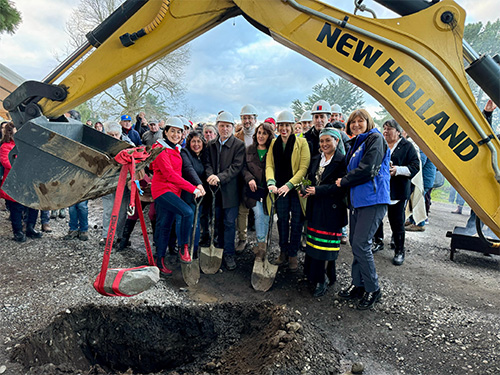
[65,0,189,121]
[463,19,500,130]
[0,0,21,35]
[291,77,365,119]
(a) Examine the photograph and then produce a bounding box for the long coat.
[388,137,420,201]
[204,135,246,209]
[305,151,348,234]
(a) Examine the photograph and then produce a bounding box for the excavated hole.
[12,302,307,374]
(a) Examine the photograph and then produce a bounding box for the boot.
[288,256,298,272]
[13,230,26,243]
[274,251,288,265]
[179,244,192,264]
[451,205,463,214]
[253,242,266,261]
[41,223,52,233]
[313,275,329,297]
[156,256,173,276]
[393,250,405,265]
[119,219,137,251]
[26,224,42,239]
[392,233,405,266]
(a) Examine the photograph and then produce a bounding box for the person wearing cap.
[266,110,310,272]
[371,119,420,266]
[234,104,258,252]
[141,119,162,146]
[300,110,313,133]
[204,111,246,271]
[335,109,390,310]
[304,100,331,157]
[301,128,347,297]
[120,114,142,146]
[151,117,205,274]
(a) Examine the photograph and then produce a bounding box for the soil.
[1,199,500,375]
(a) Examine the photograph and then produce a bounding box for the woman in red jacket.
[0,122,43,242]
[151,117,205,273]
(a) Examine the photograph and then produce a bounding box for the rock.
[0,365,6,374]
[102,266,160,296]
[286,322,302,332]
[205,361,216,370]
[352,362,364,374]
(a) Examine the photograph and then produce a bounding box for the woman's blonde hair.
[346,109,375,136]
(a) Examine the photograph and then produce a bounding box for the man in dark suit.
[205,111,246,270]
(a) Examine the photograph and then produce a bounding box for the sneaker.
[371,241,384,253]
[340,236,348,245]
[99,238,106,246]
[405,224,425,232]
[50,210,57,219]
[357,289,382,310]
[78,231,89,241]
[235,239,247,254]
[63,230,79,240]
[58,209,66,219]
[223,254,237,271]
[179,244,192,264]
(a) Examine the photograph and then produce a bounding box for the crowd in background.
[0,98,497,310]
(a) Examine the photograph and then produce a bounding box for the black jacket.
[181,148,204,205]
[204,135,246,209]
[242,144,268,210]
[389,137,420,200]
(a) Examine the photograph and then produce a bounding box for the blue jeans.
[6,201,38,232]
[69,201,88,232]
[40,210,50,225]
[252,201,269,243]
[214,205,238,255]
[155,192,193,259]
[176,201,201,255]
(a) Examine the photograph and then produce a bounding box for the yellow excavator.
[3,0,500,245]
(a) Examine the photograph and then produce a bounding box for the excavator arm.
[4,0,500,237]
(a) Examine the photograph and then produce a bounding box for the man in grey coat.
[204,111,246,270]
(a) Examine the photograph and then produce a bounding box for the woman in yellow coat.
[266,110,311,272]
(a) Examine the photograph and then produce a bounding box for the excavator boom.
[4,0,500,237]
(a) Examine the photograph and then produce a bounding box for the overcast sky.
[1,0,497,122]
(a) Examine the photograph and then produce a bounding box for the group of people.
[8,96,491,312]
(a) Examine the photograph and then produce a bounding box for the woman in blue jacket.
[335,109,391,310]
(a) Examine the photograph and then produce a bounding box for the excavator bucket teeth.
[2,116,159,210]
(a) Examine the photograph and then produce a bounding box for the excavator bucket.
[2,116,158,210]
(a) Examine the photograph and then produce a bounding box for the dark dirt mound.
[12,302,341,375]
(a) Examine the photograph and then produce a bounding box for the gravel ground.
[0,198,499,374]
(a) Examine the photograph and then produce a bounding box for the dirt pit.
[12,302,341,375]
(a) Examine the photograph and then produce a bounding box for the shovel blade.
[199,245,223,274]
[181,258,200,287]
[251,258,278,292]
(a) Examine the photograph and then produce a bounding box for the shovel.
[200,185,223,274]
[181,196,202,286]
[251,194,279,292]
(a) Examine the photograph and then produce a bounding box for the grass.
[431,180,467,206]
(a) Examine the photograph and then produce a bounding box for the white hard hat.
[165,117,184,130]
[311,100,331,114]
[178,116,190,127]
[276,110,295,124]
[331,104,342,114]
[240,104,258,117]
[300,110,312,122]
[216,111,235,125]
